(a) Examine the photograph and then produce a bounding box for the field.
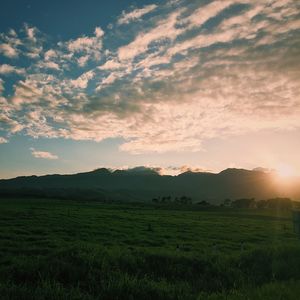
[0,198,300,299]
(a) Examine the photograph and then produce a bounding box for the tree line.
[152,196,193,204]
[152,196,295,209]
[221,197,293,209]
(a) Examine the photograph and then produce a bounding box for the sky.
[0,0,300,179]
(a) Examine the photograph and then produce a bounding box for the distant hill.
[0,167,299,203]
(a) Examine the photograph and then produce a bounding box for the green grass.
[0,198,299,299]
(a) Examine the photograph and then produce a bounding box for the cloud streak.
[30,148,58,160]
[118,4,157,25]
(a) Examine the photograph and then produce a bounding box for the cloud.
[98,59,122,70]
[67,36,96,52]
[71,70,95,89]
[252,167,275,173]
[66,29,104,54]
[61,26,104,66]
[167,165,211,174]
[0,137,8,144]
[43,61,60,70]
[0,27,23,58]
[118,4,157,25]
[0,111,24,134]
[0,64,25,75]
[77,55,89,67]
[44,49,57,60]
[0,43,18,58]
[122,166,161,174]
[0,79,4,93]
[94,27,104,38]
[1,0,300,154]
[185,0,240,29]
[26,46,43,59]
[118,9,184,61]
[24,24,37,43]
[36,61,60,70]
[30,148,58,160]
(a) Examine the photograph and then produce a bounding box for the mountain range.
[0,167,299,203]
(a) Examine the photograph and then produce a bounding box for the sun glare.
[276,164,296,179]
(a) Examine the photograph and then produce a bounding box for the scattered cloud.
[43,61,60,70]
[1,0,300,154]
[0,43,18,58]
[64,27,104,64]
[24,24,37,43]
[94,26,104,38]
[30,148,58,160]
[71,70,95,89]
[0,64,25,75]
[77,55,89,67]
[44,49,57,60]
[67,36,96,52]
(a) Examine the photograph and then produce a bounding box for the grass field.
[0,198,300,299]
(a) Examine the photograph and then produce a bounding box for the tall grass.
[0,198,299,299]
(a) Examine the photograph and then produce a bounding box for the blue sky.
[0,0,300,178]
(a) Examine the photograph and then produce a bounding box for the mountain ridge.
[0,167,299,203]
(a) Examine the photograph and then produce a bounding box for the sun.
[276,164,296,179]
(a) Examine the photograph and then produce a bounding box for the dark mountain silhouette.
[0,167,299,203]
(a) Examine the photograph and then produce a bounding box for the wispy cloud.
[71,70,95,89]
[118,9,184,61]
[62,27,104,66]
[185,0,239,29]
[30,148,58,160]
[118,4,157,25]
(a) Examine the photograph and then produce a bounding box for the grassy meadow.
[0,198,300,299]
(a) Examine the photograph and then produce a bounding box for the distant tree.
[231,198,256,209]
[223,198,231,207]
[179,196,192,204]
[293,201,300,210]
[197,200,210,206]
[180,196,188,204]
[266,197,292,210]
[152,198,159,203]
[161,196,167,203]
[256,200,267,209]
